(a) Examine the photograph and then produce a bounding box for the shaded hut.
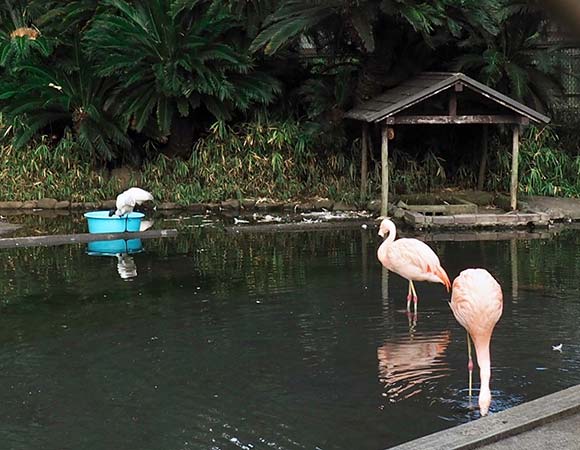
[345,72,550,215]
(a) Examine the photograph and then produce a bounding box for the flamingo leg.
[410,280,419,315]
[406,281,412,312]
[467,332,473,398]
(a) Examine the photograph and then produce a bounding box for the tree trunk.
[163,116,196,158]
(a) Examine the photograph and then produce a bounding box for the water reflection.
[86,238,143,280]
[377,331,452,403]
[1,224,580,449]
[116,254,138,280]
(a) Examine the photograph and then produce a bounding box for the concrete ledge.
[388,384,580,450]
[403,212,549,229]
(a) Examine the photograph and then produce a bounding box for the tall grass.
[486,127,580,197]
[0,121,367,204]
[2,123,577,204]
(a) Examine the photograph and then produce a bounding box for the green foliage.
[0,120,367,203]
[0,42,130,160]
[386,149,448,194]
[250,0,498,56]
[452,2,563,112]
[83,0,280,137]
[486,127,580,197]
[0,0,51,68]
[0,134,119,201]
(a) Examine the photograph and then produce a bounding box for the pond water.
[1,217,579,450]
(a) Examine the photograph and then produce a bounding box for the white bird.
[552,344,563,352]
[109,187,154,217]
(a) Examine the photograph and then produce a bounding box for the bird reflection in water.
[116,254,138,280]
[377,331,451,403]
[86,238,143,280]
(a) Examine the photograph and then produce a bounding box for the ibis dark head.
[108,209,116,217]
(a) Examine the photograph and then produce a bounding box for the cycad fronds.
[84,0,280,137]
[0,43,129,160]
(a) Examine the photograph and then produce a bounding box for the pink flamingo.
[377,218,451,315]
[450,268,503,416]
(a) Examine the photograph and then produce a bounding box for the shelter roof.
[344,72,550,124]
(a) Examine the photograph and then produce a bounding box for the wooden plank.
[0,229,179,249]
[381,124,389,216]
[511,125,520,210]
[386,115,523,125]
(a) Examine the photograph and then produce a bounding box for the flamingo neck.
[384,220,397,244]
[474,339,492,415]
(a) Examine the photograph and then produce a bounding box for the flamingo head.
[378,218,393,238]
[479,390,492,416]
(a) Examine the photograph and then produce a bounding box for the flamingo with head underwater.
[449,268,503,416]
[377,218,451,315]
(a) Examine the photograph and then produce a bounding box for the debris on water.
[552,343,563,352]
[301,210,373,221]
[257,214,283,223]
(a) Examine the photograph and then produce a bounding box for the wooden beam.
[510,125,520,210]
[455,82,463,92]
[360,123,369,202]
[449,92,457,116]
[381,124,389,217]
[385,115,525,125]
[477,125,489,191]
[0,229,178,249]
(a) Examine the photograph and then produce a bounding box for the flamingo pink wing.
[389,239,450,289]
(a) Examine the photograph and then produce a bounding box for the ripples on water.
[0,222,580,449]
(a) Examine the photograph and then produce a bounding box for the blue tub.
[87,238,143,256]
[84,211,144,233]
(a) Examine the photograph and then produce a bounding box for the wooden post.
[510,125,520,210]
[381,124,389,217]
[360,123,369,202]
[477,126,489,191]
[449,92,457,116]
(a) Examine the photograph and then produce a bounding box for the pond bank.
[2,193,580,236]
[388,384,580,450]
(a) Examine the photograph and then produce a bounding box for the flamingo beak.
[378,229,385,238]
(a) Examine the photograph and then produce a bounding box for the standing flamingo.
[450,269,503,416]
[377,218,451,315]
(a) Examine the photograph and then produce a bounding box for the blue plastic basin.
[84,210,144,233]
[87,238,143,256]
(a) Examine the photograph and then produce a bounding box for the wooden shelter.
[345,72,550,215]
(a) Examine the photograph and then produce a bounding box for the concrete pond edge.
[388,384,580,450]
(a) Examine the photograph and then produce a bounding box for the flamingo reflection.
[377,331,451,402]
